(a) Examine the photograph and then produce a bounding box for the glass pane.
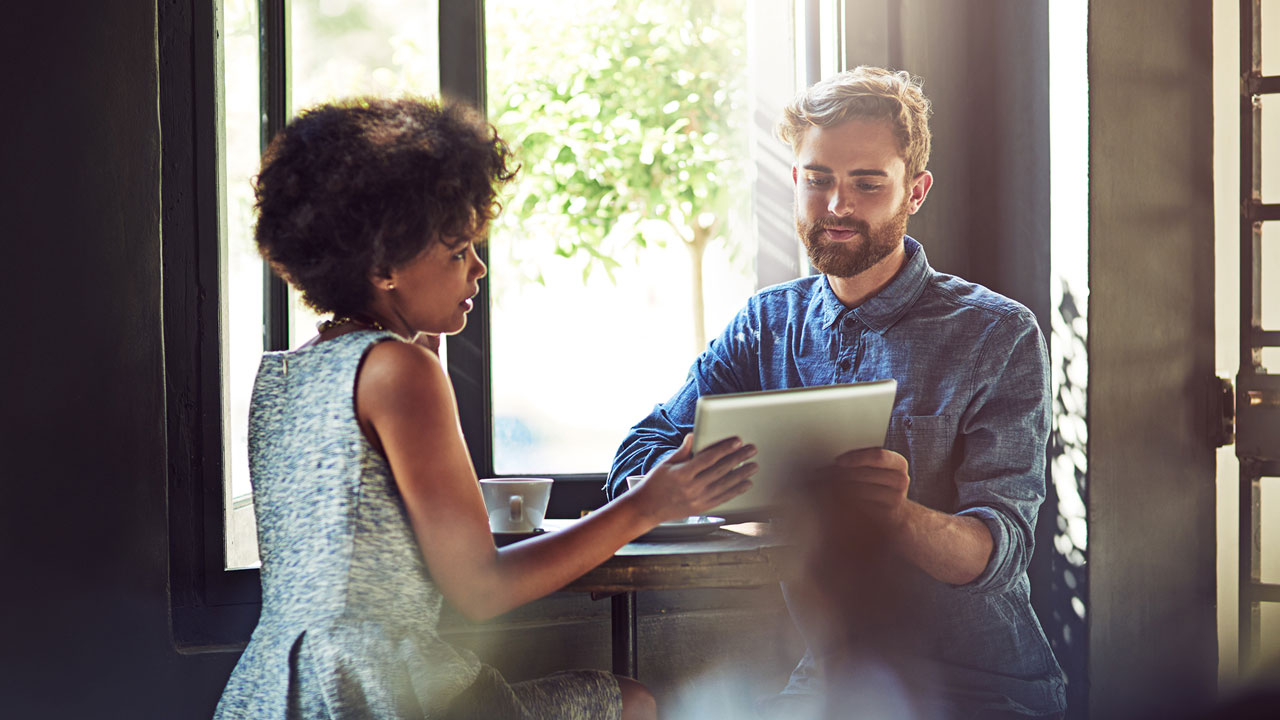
[1263,348,1280,373]
[1262,96,1280,205]
[1259,599,1280,670]
[1262,221,1277,374]
[485,0,759,473]
[1261,477,1280,584]
[1263,0,1280,77]
[223,0,264,569]
[287,0,442,347]
[1263,222,1279,334]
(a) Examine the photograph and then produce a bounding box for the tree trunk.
[686,226,709,354]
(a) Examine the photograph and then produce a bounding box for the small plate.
[636,516,726,541]
[493,527,547,547]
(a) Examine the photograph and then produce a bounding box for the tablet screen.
[691,379,897,517]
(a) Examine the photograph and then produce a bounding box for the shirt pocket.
[884,414,957,508]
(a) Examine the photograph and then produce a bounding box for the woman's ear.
[369,267,396,293]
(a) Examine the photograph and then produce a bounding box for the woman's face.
[380,237,487,336]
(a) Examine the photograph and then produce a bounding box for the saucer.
[635,516,726,541]
[493,527,547,547]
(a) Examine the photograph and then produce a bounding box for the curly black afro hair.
[253,96,517,315]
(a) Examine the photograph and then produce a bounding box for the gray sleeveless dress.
[213,331,622,720]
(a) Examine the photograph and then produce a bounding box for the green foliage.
[488,0,749,285]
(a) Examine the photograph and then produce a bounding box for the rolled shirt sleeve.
[952,309,1052,594]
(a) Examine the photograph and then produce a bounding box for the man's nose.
[828,186,854,216]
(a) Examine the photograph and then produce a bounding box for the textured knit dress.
[213,330,622,720]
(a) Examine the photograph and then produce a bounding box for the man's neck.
[826,242,908,308]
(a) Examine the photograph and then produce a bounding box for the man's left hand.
[821,447,912,533]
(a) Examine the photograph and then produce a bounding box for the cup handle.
[509,494,523,523]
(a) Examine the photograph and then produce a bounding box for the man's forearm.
[893,500,994,585]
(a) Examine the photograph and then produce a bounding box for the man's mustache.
[815,218,870,235]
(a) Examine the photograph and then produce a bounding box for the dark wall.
[0,1,239,717]
[896,0,1052,330]
[1087,1,1218,718]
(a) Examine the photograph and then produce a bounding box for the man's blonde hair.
[777,66,932,180]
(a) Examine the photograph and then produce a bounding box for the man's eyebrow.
[800,164,889,178]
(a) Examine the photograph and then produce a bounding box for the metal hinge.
[1212,375,1236,448]
[1237,374,1280,460]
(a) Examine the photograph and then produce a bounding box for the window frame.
[163,0,263,648]
[166,0,807,648]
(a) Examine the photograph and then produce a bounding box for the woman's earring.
[386,283,396,291]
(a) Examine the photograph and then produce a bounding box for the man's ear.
[907,171,933,214]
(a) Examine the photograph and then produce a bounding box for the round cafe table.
[538,519,789,679]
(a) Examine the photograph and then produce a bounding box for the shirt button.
[838,358,852,372]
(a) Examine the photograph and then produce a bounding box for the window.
[221,0,443,570]
[484,0,758,474]
[167,0,816,645]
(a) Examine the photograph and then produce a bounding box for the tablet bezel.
[691,378,898,518]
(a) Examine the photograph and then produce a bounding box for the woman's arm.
[356,340,756,621]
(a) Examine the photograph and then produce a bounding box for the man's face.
[792,118,927,278]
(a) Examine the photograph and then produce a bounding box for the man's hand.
[802,446,994,586]
[820,447,912,533]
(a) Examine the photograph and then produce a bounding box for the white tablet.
[691,379,897,517]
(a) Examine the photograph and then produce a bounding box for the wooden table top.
[539,519,792,594]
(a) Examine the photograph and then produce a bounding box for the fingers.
[703,477,754,509]
[697,442,757,480]
[836,466,908,490]
[694,462,756,508]
[834,447,908,473]
[806,465,907,506]
[842,481,901,509]
[680,435,746,473]
[703,460,758,494]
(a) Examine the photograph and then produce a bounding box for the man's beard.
[797,197,911,278]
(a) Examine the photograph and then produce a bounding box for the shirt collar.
[817,236,931,334]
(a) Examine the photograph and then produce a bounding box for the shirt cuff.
[954,506,1016,592]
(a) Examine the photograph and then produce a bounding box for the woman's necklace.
[315,315,387,333]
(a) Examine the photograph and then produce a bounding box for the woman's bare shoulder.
[357,339,453,418]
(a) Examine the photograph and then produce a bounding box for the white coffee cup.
[480,478,554,533]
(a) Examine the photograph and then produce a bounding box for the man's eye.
[857,183,882,192]
[806,176,832,187]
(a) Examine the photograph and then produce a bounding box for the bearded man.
[606,66,1067,720]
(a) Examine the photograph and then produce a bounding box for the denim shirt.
[607,238,1066,716]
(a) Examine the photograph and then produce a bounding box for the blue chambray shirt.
[606,238,1067,716]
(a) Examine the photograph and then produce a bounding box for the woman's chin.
[438,316,468,336]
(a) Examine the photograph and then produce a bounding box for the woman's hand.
[626,435,757,524]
